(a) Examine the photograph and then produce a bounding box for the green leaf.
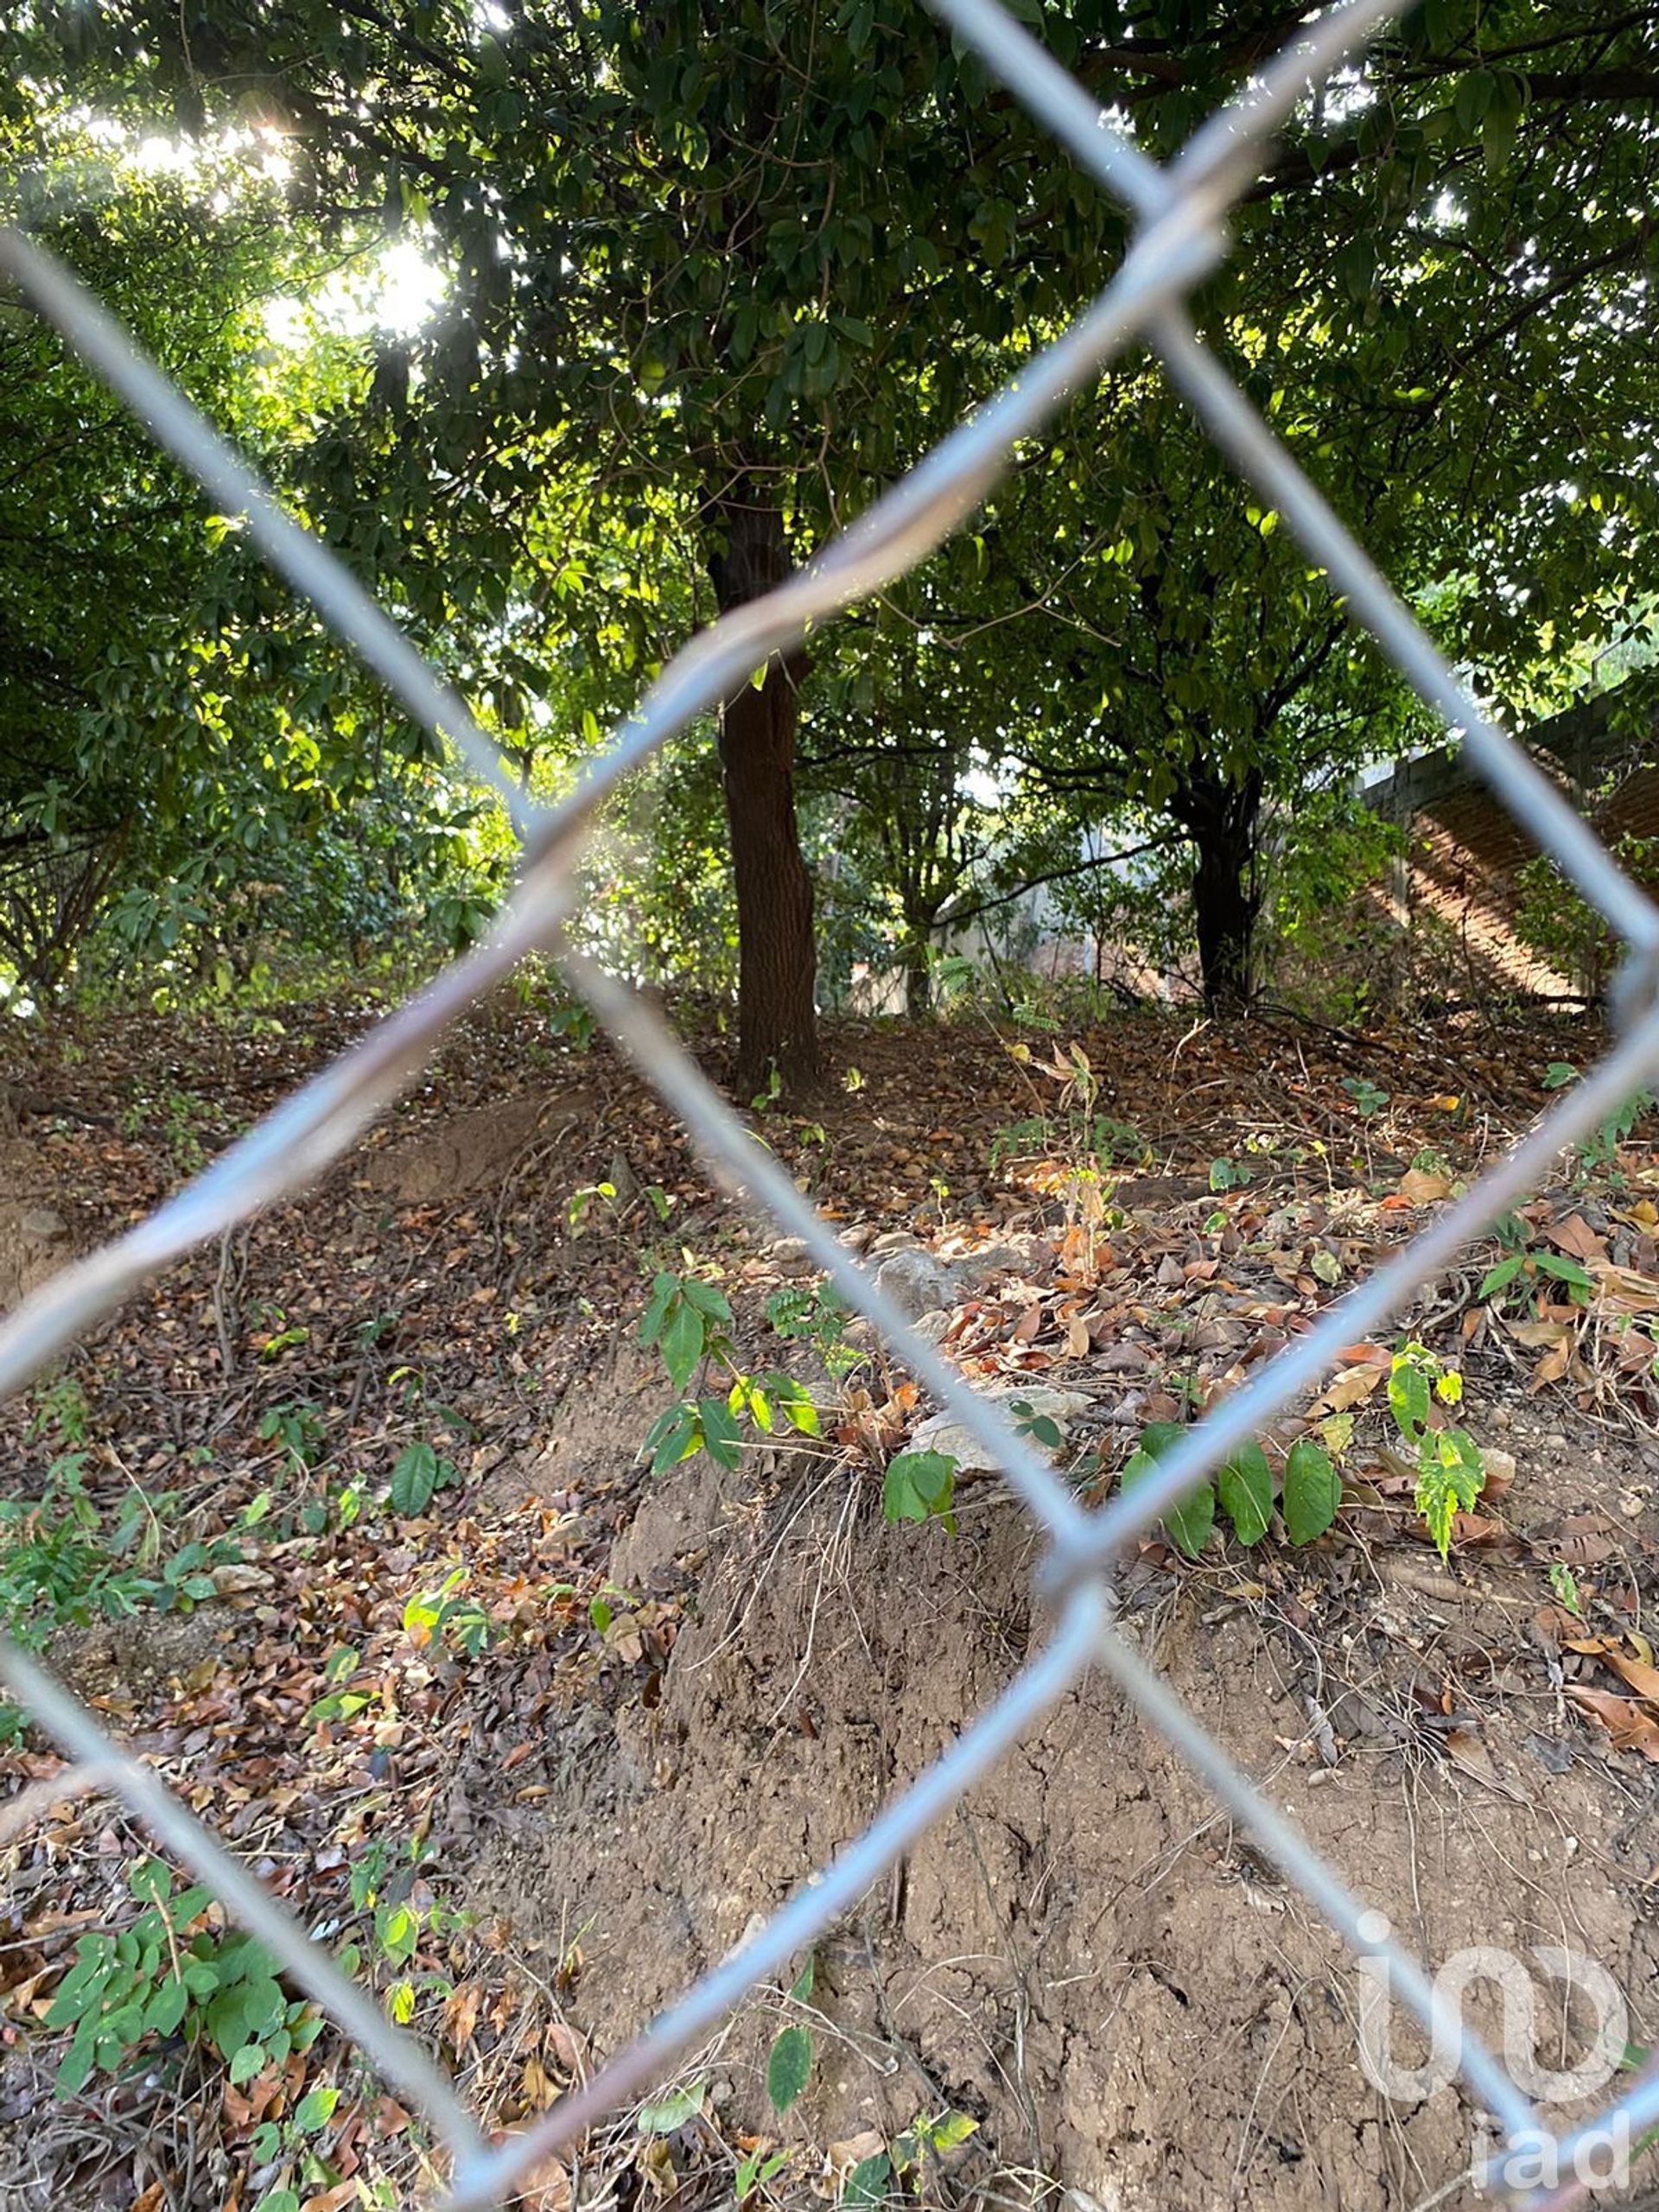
[1120,1422,1211,1554]
[679,1278,733,1325]
[146,1975,190,2036]
[643,1402,702,1473]
[766,2023,812,2113]
[843,2152,892,2206]
[44,1955,108,2027]
[1009,1398,1065,1449]
[205,1985,251,2060]
[765,1374,820,1434]
[295,2084,340,2132]
[1478,1253,1526,1299]
[389,1440,442,1517]
[698,1393,745,1470]
[1534,1251,1592,1294]
[1217,1441,1273,1546]
[931,2111,978,2151]
[229,2040,267,2084]
[243,1976,289,2040]
[639,1271,677,1344]
[659,1296,705,1395]
[882,1449,957,1529]
[789,1955,816,2002]
[130,1857,172,1904]
[744,1382,774,1433]
[636,2080,706,2136]
[1388,1358,1431,1441]
[55,2022,99,2096]
[376,1901,419,1966]
[1282,1439,1341,1545]
[1164,1478,1214,1560]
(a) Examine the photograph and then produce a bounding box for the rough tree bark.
[1172,760,1263,1014]
[704,478,824,1092]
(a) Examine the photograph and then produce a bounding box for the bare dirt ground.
[3,992,1659,2212]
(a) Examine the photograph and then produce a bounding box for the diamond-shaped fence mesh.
[3,3,1656,2207]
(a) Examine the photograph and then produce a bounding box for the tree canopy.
[3,0,1658,1046]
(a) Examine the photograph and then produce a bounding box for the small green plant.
[991,1041,1135,1267]
[1117,1421,1341,1558]
[548,996,596,1052]
[766,1281,861,1379]
[893,2107,980,2175]
[44,1858,318,2094]
[387,1438,459,1518]
[639,1271,818,1474]
[0,1456,240,1691]
[1478,1228,1593,1311]
[336,1827,469,2024]
[1208,1154,1249,1192]
[1389,1341,1485,1559]
[750,1063,784,1114]
[1548,1560,1585,1618]
[1544,1064,1657,1181]
[307,1642,371,1725]
[881,1448,957,1532]
[402,1566,490,1657]
[240,2080,343,2212]
[257,1398,327,1474]
[1,1457,124,1643]
[987,1109,1144,1178]
[1342,1076,1391,1120]
[566,1178,619,1236]
[766,1957,817,2116]
[27,1372,91,1446]
[736,2145,792,2201]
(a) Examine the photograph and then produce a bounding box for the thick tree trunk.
[1173,762,1262,1015]
[705,481,823,1093]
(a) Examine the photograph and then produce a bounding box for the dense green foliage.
[3,2,1658,1043]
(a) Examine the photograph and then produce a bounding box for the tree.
[0,110,307,993]
[12,0,1659,1031]
[21,0,1222,1079]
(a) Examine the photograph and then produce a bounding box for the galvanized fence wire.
[1,1,1656,2204]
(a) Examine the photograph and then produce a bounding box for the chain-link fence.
[3,3,1656,2206]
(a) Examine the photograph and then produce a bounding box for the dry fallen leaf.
[1504,1317,1572,1348]
[1399,1168,1453,1205]
[1553,1530,1618,1566]
[1529,1338,1573,1389]
[1567,1686,1659,1761]
[1544,1213,1608,1263]
[302,2185,359,2212]
[1592,1264,1659,1315]
[1312,1365,1385,1415]
[1601,1647,1659,1702]
[825,2131,887,2185]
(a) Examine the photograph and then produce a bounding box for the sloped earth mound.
[0,1094,76,1315]
[466,1413,1659,2212]
[7,998,1659,2212]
